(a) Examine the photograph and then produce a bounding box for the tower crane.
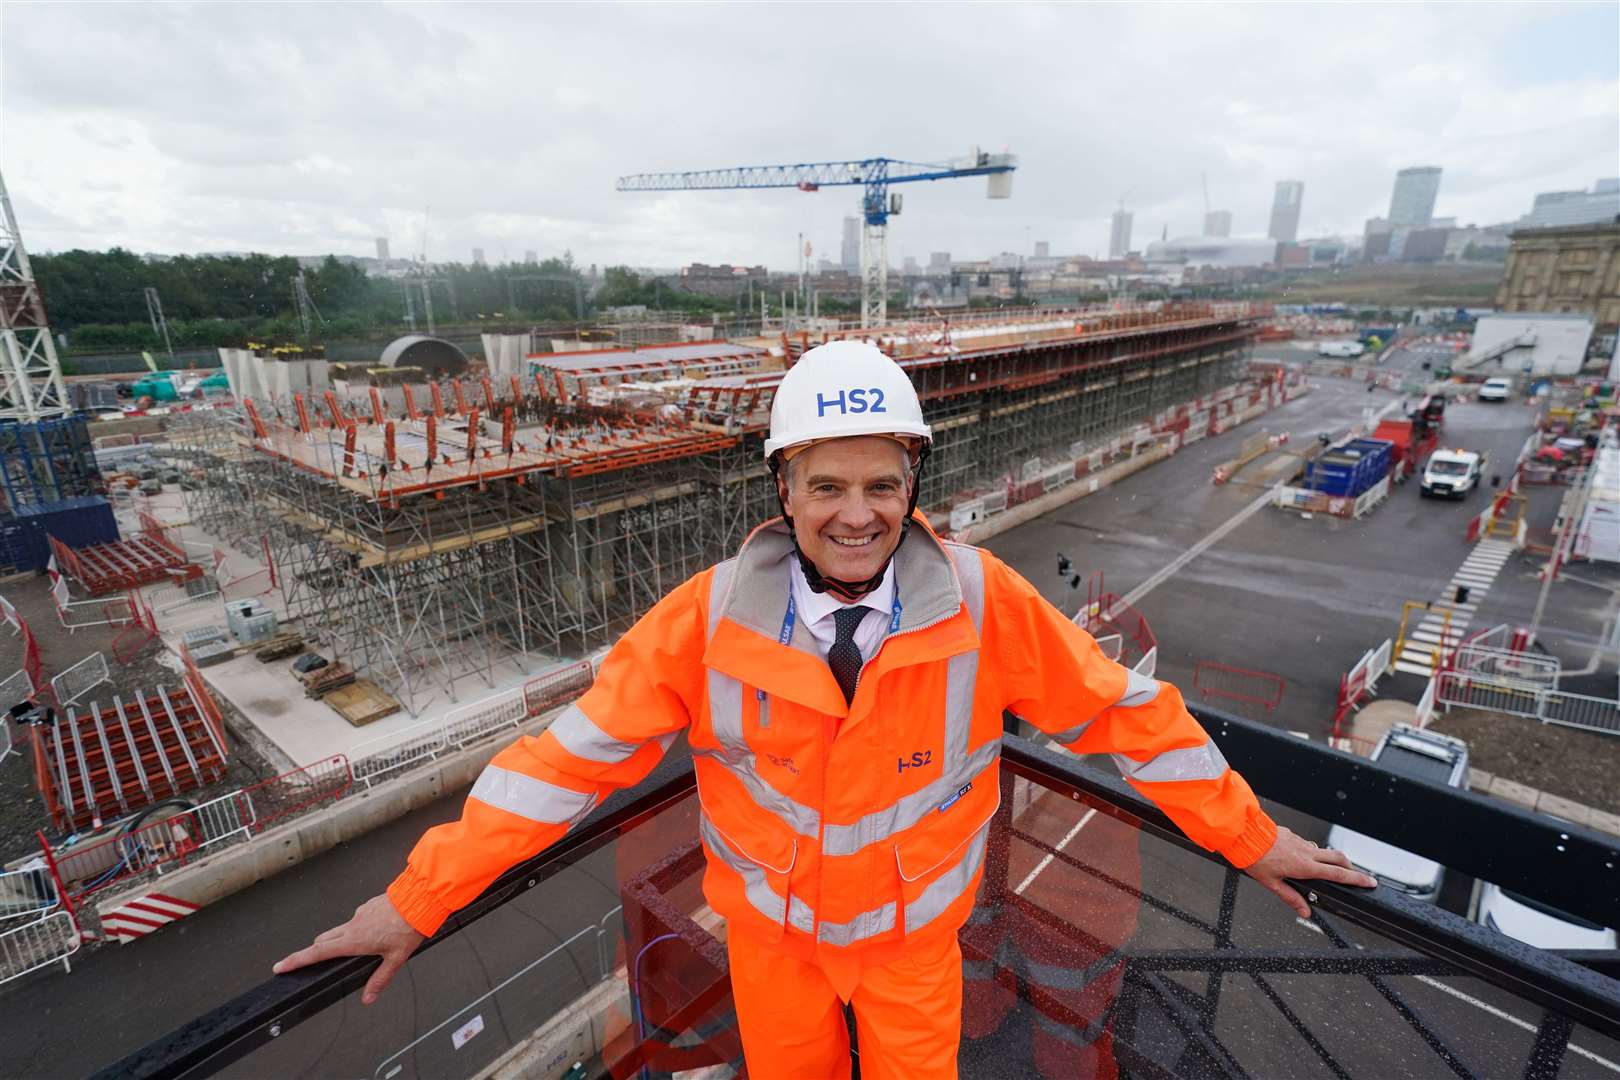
[617,150,1016,328]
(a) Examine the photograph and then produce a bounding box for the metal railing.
[91,715,1620,1080]
[1193,660,1286,714]
[1437,671,1620,737]
[50,651,112,707]
[0,863,56,922]
[0,909,80,987]
[352,660,595,788]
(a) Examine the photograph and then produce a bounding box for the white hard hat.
[763,341,931,462]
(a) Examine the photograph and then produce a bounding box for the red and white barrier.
[101,893,200,943]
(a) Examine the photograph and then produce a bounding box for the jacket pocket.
[696,794,801,945]
[894,777,1001,884]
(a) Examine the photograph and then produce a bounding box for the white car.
[1317,340,1366,358]
[1475,882,1618,950]
[1478,377,1512,402]
[1327,726,1470,902]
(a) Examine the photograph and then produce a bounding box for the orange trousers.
[727,929,963,1080]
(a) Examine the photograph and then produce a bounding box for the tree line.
[31,249,752,352]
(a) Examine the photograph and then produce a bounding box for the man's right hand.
[273,894,426,1005]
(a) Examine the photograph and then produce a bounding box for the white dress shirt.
[789,556,896,664]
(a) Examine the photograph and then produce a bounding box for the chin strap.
[770,444,931,602]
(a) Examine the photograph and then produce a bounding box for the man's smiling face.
[778,436,912,587]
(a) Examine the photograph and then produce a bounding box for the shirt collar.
[791,554,896,627]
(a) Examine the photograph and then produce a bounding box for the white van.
[1478,377,1512,402]
[1327,725,1470,902]
[1317,340,1366,358]
[1420,449,1483,499]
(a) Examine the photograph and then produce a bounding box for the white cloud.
[3,1,1614,265]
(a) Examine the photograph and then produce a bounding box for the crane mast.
[618,151,1016,328]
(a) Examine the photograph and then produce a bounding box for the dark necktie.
[828,605,867,705]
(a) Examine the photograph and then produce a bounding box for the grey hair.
[781,440,912,490]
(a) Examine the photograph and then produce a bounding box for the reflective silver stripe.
[1115,668,1160,708]
[1052,667,1157,745]
[948,543,986,632]
[469,764,596,825]
[822,739,1000,856]
[1114,739,1228,783]
[1034,1009,1112,1049]
[817,901,897,947]
[701,668,820,837]
[945,647,979,758]
[707,558,736,637]
[698,812,813,933]
[1026,949,1124,992]
[904,826,990,934]
[547,702,641,764]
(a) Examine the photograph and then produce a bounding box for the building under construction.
[176,304,1260,713]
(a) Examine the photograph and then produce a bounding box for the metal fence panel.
[0,865,56,923]
[0,911,79,986]
[50,652,111,706]
[1539,689,1620,736]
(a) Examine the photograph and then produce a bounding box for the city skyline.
[5,3,1616,269]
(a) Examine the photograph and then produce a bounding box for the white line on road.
[1121,485,1281,610]
[1291,917,1619,1072]
[1015,806,1097,895]
[1119,398,1407,612]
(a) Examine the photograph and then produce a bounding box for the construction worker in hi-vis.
[276,341,1373,1079]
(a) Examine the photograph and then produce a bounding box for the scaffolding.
[178,304,1263,714]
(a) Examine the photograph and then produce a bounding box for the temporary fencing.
[111,590,160,663]
[237,755,352,832]
[1093,633,1123,663]
[1435,672,1620,737]
[1193,661,1286,715]
[50,652,112,707]
[355,659,597,788]
[1331,639,1392,737]
[1449,643,1560,685]
[46,558,139,632]
[0,910,80,986]
[1077,593,1158,675]
[0,863,56,922]
[1414,676,1438,729]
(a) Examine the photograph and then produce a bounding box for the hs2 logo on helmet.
[815,387,887,417]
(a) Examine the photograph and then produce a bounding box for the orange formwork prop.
[243,399,269,440]
[323,391,345,428]
[426,415,437,466]
[403,384,420,420]
[482,378,496,415]
[466,408,480,461]
[430,382,445,418]
[501,407,514,455]
[384,421,397,467]
[369,387,384,425]
[452,380,467,415]
[294,393,312,434]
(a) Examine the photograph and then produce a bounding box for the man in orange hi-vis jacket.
[276,341,1373,1079]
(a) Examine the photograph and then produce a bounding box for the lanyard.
[775,578,903,650]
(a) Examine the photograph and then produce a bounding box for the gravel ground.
[0,571,277,864]
[1427,708,1620,815]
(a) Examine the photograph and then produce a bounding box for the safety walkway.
[1393,538,1514,677]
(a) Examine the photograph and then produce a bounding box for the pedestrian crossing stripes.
[1393,539,1515,677]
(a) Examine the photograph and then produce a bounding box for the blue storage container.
[1306,439,1394,498]
[0,496,120,572]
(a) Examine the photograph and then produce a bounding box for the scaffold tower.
[0,168,71,421]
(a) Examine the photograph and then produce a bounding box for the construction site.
[2,150,1620,1080]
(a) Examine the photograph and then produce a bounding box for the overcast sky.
[4,2,1616,270]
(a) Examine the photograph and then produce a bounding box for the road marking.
[1291,917,1619,1073]
[1016,807,1097,895]
[1399,539,1516,677]
[1120,486,1280,610]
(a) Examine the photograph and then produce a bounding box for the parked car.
[1420,448,1483,499]
[1327,725,1470,902]
[1474,881,1618,950]
[1478,377,1512,402]
[1317,340,1366,358]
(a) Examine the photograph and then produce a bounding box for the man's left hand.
[1245,825,1377,918]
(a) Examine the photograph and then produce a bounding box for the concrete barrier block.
[1587,809,1620,838]
[1534,793,1591,825]
[1488,777,1539,810]
[1467,769,1494,792]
